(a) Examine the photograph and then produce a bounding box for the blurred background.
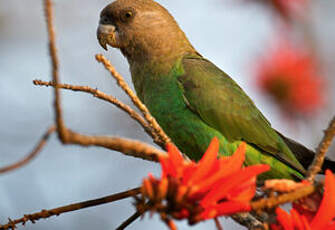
[0,0,334,229]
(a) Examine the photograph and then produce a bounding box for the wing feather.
[178,56,305,174]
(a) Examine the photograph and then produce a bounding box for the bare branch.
[34,84,165,162]
[0,125,56,174]
[33,80,158,143]
[116,210,143,230]
[64,130,165,162]
[44,0,67,141]
[251,183,319,211]
[95,54,171,146]
[231,213,266,230]
[0,187,141,230]
[214,218,223,230]
[307,116,335,181]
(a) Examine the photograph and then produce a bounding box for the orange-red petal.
[290,209,304,230]
[187,137,219,185]
[218,142,247,176]
[164,143,185,177]
[276,207,294,230]
[201,201,251,220]
[227,178,256,202]
[142,177,154,199]
[159,155,172,178]
[200,164,270,207]
[195,142,247,195]
[310,170,335,230]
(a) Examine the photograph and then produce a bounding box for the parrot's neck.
[120,25,198,74]
[129,53,190,103]
[129,54,180,76]
[124,49,195,74]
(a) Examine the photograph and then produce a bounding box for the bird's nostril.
[100,16,109,25]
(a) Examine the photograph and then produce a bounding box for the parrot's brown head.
[97,0,196,64]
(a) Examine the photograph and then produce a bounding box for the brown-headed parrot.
[97,0,334,180]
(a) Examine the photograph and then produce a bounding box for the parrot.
[97,0,334,180]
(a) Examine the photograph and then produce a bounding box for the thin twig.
[251,183,320,211]
[44,0,67,141]
[307,116,335,181]
[231,213,265,230]
[0,187,141,230]
[116,210,143,230]
[214,218,223,230]
[33,80,156,142]
[64,130,165,162]
[95,54,171,146]
[0,125,56,174]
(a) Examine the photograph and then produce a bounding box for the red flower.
[139,138,270,224]
[255,40,324,117]
[271,170,335,230]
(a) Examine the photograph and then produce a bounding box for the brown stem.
[0,188,141,230]
[307,116,335,181]
[231,213,265,230]
[214,218,223,230]
[251,183,319,211]
[33,80,157,143]
[44,0,67,141]
[64,129,164,162]
[95,54,171,147]
[116,210,143,230]
[0,125,56,174]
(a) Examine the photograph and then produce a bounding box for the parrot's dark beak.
[97,24,118,50]
[97,29,108,50]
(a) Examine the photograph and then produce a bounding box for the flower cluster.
[255,40,324,117]
[138,138,270,224]
[271,170,335,230]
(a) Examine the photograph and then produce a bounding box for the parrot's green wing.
[178,56,306,174]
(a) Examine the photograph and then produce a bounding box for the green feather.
[179,55,306,175]
[132,55,304,180]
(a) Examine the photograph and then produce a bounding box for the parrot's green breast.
[131,56,304,181]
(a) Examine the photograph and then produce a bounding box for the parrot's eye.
[125,11,132,18]
[120,8,135,23]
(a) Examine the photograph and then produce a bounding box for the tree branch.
[116,210,143,230]
[64,130,164,162]
[214,218,223,230]
[44,0,67,141]
[231,213,266,230]
[0,125,56,174]
[251,183,319,211]
[33,80,158,145]
[307,116,335,181]
[95,54,171,146]
[0,188,141,230]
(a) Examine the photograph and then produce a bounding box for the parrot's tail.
[277,131,335,174]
